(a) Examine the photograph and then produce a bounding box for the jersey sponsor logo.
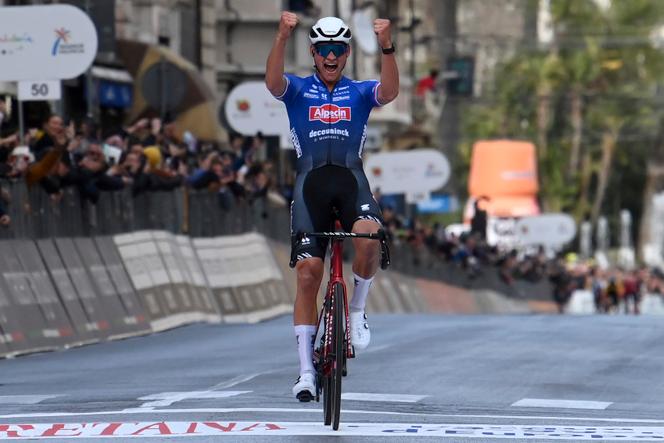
[303,92,319,99]
[361,203,370,211]
[359,124,368,157]
[336,85,349,91]
[332,95,350,102]
[308,104,351,124]
[290,127,302,158]
[309,128,349,138]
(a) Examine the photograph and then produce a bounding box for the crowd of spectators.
[0,107,275,228]
[563,262,664,315]
[2,102,664,313]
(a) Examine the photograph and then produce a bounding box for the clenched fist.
[278,11,299,40]
[374,19,392,48]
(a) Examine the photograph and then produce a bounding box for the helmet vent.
[315,27,346,38]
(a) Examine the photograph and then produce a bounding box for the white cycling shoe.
[350,311,371,350]
[292,372,316,402]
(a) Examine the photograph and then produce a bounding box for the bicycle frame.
[318,221,353,370]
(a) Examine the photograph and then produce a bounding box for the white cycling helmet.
[309,17,352,45]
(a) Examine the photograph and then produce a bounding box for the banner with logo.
[224,81,291,147]
[514,213,577,248]
[0,5,97,81]
[365,149,451,194]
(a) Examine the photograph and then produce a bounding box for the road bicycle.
[290,218,390,430]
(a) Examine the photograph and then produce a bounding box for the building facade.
[0,0,536,150]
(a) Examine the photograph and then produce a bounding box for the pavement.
[0,313,662,441]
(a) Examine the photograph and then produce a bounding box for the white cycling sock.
[350,273,374,312]
[294,324,316,376]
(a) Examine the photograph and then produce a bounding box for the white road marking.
[136,391,251,408]
[128,371,274,411]
[209,370,276,390]
[363,344,393,353]
[0,395,60,405]
[0,421,663,439]
[512,398,613,410]
[1,408,664,425]
[342,393,428,403]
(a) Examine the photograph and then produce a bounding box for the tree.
[460,0,664,255]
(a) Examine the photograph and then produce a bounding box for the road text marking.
[0,421,661,439]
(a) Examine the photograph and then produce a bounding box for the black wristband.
[381,44,396,54]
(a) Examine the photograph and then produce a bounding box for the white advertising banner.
[225,81,290,147]
[514,213,576,247]
[0,5,98,81]
[365,149,450,194]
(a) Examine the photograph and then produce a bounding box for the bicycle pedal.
[296,391,314,402]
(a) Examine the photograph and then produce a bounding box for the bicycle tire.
[322,294,333,426]
[331,282,345,430]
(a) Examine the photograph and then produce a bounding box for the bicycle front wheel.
[331,282,346,430]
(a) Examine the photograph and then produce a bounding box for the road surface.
[0,314,662,441]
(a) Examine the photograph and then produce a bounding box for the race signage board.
[365,149,450,194]
[514,213,576,247]
[225,81,290,147]
[0,4,98,81]
[18,80,61,101]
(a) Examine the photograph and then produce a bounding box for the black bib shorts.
[290,165,383,263]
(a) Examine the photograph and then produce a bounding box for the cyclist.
[266,11,399,401]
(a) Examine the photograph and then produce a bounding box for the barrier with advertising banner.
[54,238,118,338]
[36,239,100,344]
[0,241,74,353]
[74,237,148,338]
[94,236,151,334]
[113,233,165,323]
[0,267,22,354]
[151,231,220,323]
[174,235,220,319]
[12,240,77,345]
[114,232,185,331]
[0,243,54,354]
[193,233,291,323]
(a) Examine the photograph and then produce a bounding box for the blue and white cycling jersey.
[273,73,382,173]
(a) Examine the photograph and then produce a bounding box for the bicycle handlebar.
[298,230,386,240]
[289,229,391,270]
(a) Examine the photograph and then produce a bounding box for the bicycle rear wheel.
[322,294,333,426]
[331,282,345,430]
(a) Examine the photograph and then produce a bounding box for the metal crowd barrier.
[0,179,552,301]
[0,180,259,239]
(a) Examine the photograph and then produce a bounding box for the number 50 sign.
[18,80,62,101]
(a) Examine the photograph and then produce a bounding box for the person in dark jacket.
[470,196,489,240]
[549,257,573,314]
[0,192,9,227]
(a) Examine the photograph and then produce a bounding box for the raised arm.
[266,11,299,97]
[374,19,399,105]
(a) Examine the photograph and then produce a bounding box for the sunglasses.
[314,43,348,58]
